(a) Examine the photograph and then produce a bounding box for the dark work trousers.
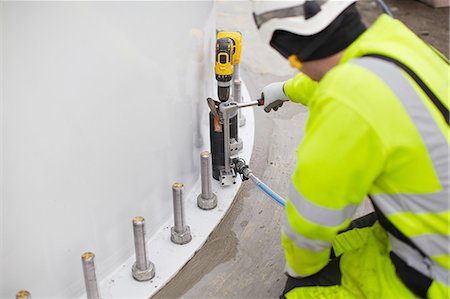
[280,212,377,299]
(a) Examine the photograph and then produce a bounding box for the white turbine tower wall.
[0,1,217,297]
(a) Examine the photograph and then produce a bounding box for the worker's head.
[253,0,365,80]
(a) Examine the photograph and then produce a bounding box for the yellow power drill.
[215,37,234,102]
[215,32,242,102]
[217,31,242,66]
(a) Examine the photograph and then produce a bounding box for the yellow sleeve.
[283,72,318,106]
[283,92,386,277]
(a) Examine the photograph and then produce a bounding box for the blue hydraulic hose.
[376,0,393,17]
[257,181,286,207]
[234,158,286,207]
[249,173,286,207]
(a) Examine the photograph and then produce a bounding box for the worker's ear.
[288,55,303,70]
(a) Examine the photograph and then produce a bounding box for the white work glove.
[261,82,289,113]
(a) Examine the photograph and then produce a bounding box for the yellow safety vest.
[282,14,449,298]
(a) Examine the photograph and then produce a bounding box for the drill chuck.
[218,85,230,102]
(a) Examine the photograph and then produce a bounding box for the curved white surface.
[98,89,254,298]
[0,1,254,298]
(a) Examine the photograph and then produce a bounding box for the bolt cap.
[173,182,184,189]
[201,151,210,158]
[133,216,145,225]
[170,226,192,245]
[16,291,31,299]
[81,252,95,262]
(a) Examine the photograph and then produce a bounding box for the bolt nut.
[197,193,217,210]
[132,261,155,281]
[171,225,192,245]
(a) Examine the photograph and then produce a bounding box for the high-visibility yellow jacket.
[282,14,449,298]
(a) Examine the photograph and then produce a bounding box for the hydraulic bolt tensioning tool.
[208,96,264,186]
[208,32,288,203]
[219,32,245,155]
[210,32,272,187]
[210,36,240,185]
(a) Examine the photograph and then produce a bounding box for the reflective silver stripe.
[412,233,450,257]
[289,182,358,227]
[352,58,449,215]
[285,262,303,278]
[372,193,449,215]
[283,217,331,252]
[388,233,450,286]
[352,57,449,285]
[374,195,449,258]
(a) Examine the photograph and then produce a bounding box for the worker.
[252,0,449,298]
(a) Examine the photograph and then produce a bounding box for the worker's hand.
[261,82,289,113]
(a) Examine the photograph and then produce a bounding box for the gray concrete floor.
[154,1,449,298]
